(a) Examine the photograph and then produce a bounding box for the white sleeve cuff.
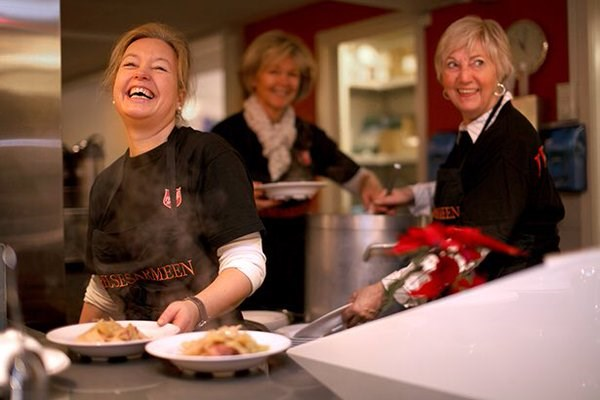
[342,167,372,196]
[408,181,436,216]
[83,274,125,319]
[217,232,266,295]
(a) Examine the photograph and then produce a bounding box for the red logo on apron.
[163,187,182,209]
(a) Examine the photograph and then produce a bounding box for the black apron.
[90,133,242,325]
[432,97,504,224]
[432,98,532,279]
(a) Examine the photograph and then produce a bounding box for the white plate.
[275,323,309,338]
[46,320,180,358]
[145,330,291,373]
[242,310,290,331]
[259,181,327,200]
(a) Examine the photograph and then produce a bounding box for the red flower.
[408,255,459,299]
[393,223,525,258]
[457,246,483,263]
[445,226,526,257]
[391,223,526,301]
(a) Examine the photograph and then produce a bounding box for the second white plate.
[46,320,180,358]
[260,181,327,200]
[145,330,291,373]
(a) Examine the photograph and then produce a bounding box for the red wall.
[244,0,569,135]
[426,0,569,135]
[244,1,392,122]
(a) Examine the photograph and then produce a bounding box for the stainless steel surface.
[294,304,349,339]
[49,356,338,399]
[0,0,66,331]
[33,327,339,400]
[362,242,397,261]
[305,213,415,321]
[0,249,5,331]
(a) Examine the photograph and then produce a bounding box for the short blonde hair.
[103,22,191,102]
[434,15,514,84]
[240,30,317,102]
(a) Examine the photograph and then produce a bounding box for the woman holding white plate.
[212,30,383,316]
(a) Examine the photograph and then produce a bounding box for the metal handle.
[362,242,397,262]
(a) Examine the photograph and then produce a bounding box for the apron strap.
[98,154,125,227]
[166,134,177,214]
[457,95,505,169]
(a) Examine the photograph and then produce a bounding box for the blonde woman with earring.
[344,15,564,327]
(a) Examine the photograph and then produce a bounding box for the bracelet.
[185,296,209,328]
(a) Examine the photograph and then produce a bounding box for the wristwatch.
[185,296,209,328]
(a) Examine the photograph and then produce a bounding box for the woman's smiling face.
[441,41,499,123]
[112,37,182,128]
[253,55,301,122]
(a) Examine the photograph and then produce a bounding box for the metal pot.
[304,213,416,321]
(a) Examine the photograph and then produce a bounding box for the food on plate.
[76,319,149,343]
[181,325,268,356]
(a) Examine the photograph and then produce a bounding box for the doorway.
[315,12,429,213]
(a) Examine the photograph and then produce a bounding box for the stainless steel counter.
[0,326,338,400]
[47,349,339,399]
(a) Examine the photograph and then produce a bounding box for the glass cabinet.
[316,13,428,213]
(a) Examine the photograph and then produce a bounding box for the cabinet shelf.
[349,76,416,92]
[351,153,417,166]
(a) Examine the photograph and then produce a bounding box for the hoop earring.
[494,82,507,97]
[442,90,450,100]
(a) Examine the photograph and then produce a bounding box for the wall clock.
[506,19,548,75]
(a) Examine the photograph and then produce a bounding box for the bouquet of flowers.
[382,222,526,308]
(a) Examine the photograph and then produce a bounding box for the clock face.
[506,19,548,75]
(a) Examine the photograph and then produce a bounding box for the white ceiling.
[60,0,467,83]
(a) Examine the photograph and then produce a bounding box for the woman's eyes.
[120,62,168,72]
[267,69,299,78]
[445,59,485,70]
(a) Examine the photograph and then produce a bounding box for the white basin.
[287,248,600,400]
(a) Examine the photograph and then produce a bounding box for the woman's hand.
[158,269,253,332]
[359,172,384,212]
[253,181,282,211]
[342,282,386,328]
[371,186,415,215]
[157,299,200,333]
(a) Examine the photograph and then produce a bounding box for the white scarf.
[243,95,297,181]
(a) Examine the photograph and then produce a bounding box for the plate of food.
[145,325,291,373]
[259,181,327,201]
[46,319,180,358]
